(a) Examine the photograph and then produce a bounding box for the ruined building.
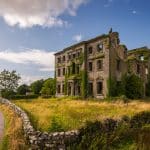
[55,30,150,98]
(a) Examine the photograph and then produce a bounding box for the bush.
[1,90,16,99]
[124,74,144,99]
[11,94,38,100]
[130,111,150,128]
[48,116,64,132]
[67,111,150,150]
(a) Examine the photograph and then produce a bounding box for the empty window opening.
[63,68,66,75]
[89,62,93,71]
[117,60,121,71]
[58,69,61,77]
[72,63,76,74]
[97,60,103,70]
[88,47,93,54]
[57,85,61,94]
[97,81,103,94]
[137,64,140,74]
[88,82,93,96]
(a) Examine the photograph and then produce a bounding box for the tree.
[0,69,21,98]
[124,74,144,99]
[41,78,56,96]
[146,74,150,97]
[30,79,44,95]
[17,84,30,95]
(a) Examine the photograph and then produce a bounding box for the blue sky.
[0,0,149,84]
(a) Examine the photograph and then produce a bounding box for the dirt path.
[0,112,4,142]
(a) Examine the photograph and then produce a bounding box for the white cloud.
[0,49,55,72]
[132,10,137,14]
[20,75,48,85]
[0,0,88,28]
[73,34,83,42]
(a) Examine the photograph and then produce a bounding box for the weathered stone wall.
[0,98,79,149]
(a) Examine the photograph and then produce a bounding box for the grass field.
[14,98,150,132]
[0,104,28,150]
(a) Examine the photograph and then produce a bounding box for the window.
[76,65,80,74]
[88,47,93,54]
[63,68,66,75]
[117,60,121,71]
[137,64,140,74]
[97,81,103,94]
[72,63,76,74]
[97,60,103,70]
[57,85,61,93]
[88,62,93,71]
[77,86,81,95]
[58,69,61,77]
[57,57,61,63]
[63,56,66,61]
[97,43,103,52]
[68,54,71,60]
[88,82,93,96]
[73,53,76,58]
[77,52,80,57]
[139,55,144,61]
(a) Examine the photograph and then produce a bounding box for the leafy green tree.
[146,74,150,97]
[41,78,56,96]
[30,79,44,95]
[17,84,30,95]
[0,69,21,98]
[124,74,144,99]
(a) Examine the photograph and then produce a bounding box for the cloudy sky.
[0,0,149,84]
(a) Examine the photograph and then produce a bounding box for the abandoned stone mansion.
[55,30,150,98]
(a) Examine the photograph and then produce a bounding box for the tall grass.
[14,98,150,132]
[0,104,28,150]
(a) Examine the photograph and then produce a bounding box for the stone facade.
[55,30,127,98]
[127,47,150,96]
[55,30,150,98]
[0,98,79,149]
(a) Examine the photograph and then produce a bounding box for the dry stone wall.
[0,98,79,149]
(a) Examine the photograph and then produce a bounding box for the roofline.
[54,34,109,56]
[128,46,149,54]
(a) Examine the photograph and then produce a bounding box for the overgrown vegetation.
[14,98,150,132]
[108,73,144,99]
[0,104,28,150]
[66,111,150,150]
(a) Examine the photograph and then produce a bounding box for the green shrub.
[124,74,144,99]
[1,90,16,99]
[130,111,150,128]
[49,116,64,132]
